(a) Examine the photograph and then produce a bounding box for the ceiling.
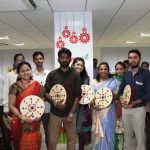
[0,0,150,50]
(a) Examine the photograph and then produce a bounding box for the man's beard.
[60,62,70,68]
[36,63,42,67]
[130,62,140,68]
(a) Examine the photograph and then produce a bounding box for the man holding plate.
[45,48,81,150]
[118,49,150,150]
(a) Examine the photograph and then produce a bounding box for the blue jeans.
[42,113,50,149]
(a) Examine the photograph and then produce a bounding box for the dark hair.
[72,57,89,80]
[115,61,126,69]
[33,51,44,59]
[17,61,32,81]
[128,49,141,59]
[58,48,72,58]
[123,60,129,65]
[96,62,112,82]
[93,58,98,61]
[141,61,149,68]
[14,53,24,62]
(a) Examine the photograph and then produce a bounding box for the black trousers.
[146,112,150,150]
[41,113,50,149]
[0,106,12,150]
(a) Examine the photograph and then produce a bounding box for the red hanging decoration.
[62,26,71,38]
[69,12,78,44]
[56,36,65,49]
[70,31,78,44]
[56,12,65,49]
[79,27,90,44]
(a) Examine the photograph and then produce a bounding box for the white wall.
[93,47,102,65]
[0,47,150,75]
[0,49,54,75]
[99,47,150,72]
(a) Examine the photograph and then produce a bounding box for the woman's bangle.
[21,115,24,124]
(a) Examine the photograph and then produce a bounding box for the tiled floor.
[41,124,136,150]
[0,124,136,150]
[40,124,91,150]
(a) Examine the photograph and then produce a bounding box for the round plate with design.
[79,84,94,104]
[49,84,67,104]
[20,95,45,120]
[122,85,131,105]
[95,87,113,108]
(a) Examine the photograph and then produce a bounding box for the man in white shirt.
[32,51,50,149]
[0,74,12,149]
[3,53,25,113]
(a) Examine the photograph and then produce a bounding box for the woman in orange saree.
[9,62,44,150]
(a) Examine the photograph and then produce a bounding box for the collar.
[130,67,144,76]
[34,68,47,75]
[58,67,71,73]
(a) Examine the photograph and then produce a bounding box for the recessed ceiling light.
[12,43,25,46]
[0,36,10,40]
[126,40,136,44]
[140,33,150,37]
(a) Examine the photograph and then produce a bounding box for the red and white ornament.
[70,31,78,44]
[62,26,71,38]
[79,27,90,44]
[56,36,65,49]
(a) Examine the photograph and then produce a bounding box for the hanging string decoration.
[56,12,65,49]
[62,13,70,38]
[62,26,71,38]
[79,27,90,44]
[79,12,90,44]
[56,36,65,49]
[70,12,78,44]
[70,31,78,44]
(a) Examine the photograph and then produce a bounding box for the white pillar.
[54,11,93,79]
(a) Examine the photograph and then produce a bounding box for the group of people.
[0,52,50,150]
[0,48,150,150]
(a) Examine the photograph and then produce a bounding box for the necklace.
[20,80,31,89]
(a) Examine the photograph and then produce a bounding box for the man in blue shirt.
[118,49,150,150]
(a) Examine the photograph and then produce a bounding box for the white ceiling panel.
[48,0,86,11]
[95,0,150,47]
[0,11,51,49]
[86,0,125,45]
[0,0,28,11]
[22,10,54,41]
[0,0,150,49]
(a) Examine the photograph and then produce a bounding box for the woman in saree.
[9,61,44,150]
[91,62,120,150]
[114,62,126,150]
[72,57,92,150]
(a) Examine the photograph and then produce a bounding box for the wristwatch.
[69,113,74,118]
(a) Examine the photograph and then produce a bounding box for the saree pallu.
[92,78,119,150]
[115,75,123,119]
[114,75,124,150]
[11,81,43,150]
